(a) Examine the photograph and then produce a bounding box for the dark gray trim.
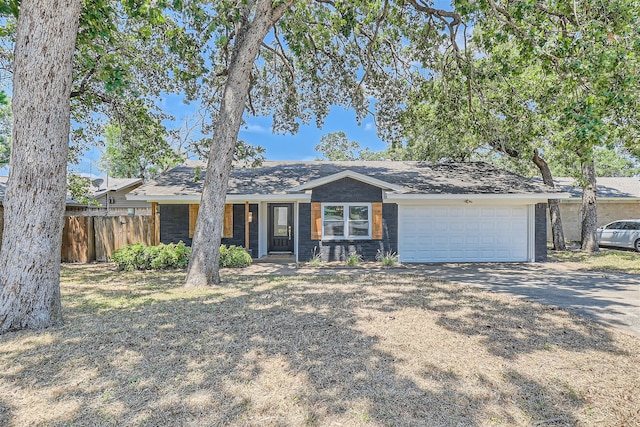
[535,203,547,262]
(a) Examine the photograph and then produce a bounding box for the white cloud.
[242,123,271,134]
[364,122,375,131]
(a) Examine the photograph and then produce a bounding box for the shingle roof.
[91,178,142,197]
[130,160,556,198]
[551,177,640,198]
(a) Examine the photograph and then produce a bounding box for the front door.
[268,203,294,252]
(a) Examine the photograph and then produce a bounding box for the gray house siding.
[160,204,191,245]
[298,202,398,262]
[535,203,547,262]
[222,204,259,258]
[298,178,398,261]
[160,203,258,257]
[297,178,392,261]
[311,177,383,203]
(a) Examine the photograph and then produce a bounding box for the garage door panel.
[399,205,529,262]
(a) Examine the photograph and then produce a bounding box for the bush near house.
[112,242,190,271]
[219,244,253,268]
[111,242,252,271]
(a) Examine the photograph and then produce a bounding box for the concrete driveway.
[235,260,640,337]
[403,262,640,338]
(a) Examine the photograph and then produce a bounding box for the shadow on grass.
[0,267,633,426]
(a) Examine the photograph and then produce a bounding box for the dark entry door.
[268,203,294,252]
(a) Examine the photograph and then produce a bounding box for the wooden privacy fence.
[61,215,153,263]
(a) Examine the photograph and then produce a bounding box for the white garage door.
[398,205,529,262]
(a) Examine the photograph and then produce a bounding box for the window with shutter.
[372,202,383,239]
[223,204,234,238]
[188,204,199,238]
[311,203,322,240]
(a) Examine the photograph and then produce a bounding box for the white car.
[596,220,640,251]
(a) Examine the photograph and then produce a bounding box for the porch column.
[150,202,158,246]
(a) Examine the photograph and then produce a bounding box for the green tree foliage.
[470,0,640,251]
[66,173,100,206]
[0,1,206,164]
[99,123,183,179]
[548,146,640,178]
[390,0,640,251]
[315,131,387,161]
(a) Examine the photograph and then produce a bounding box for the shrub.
[345,251,363,267]
[219,245,253,268]
[112,243,251,271]
[376,250,399,267]
[308,247,323,267]
[112,242,190,271]
[111,243,147,271]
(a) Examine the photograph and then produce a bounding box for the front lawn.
[0,264,638,426]
[549,248,640,274]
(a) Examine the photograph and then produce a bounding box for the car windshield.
[605,222,623,230]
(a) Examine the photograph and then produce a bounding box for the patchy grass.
[1,264,639,426]
[549,248,640,274]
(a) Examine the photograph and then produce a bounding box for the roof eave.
[385,192,572,201]
[126,193,311,203]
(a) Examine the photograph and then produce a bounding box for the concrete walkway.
[230,260,640,338]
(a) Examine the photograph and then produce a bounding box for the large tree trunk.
[532,149,566,250]
[580,159,599,252]
[185,0,292,287]
[0,0,82,332]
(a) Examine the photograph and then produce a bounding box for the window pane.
[349,205,369,220]
[349,220,369,236]
[273,206,288,236]
[324,205,344,220]
[323,221,344,236]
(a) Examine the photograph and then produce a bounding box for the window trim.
[321,202,372,240]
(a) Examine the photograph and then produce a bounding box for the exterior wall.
[311,177,383,203]
[65,206,152,217]
[547,200,640,242]
[535,203,547,262]
[0,205,3,249]
[298,202,398,262]
[159,203,259,257]
[160,204,191,245]
[67,185,151,217]
[298,178,391,261]
[221,204,258,258]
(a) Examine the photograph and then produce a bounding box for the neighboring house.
[128,161,566,263]
[0,176,151,217]
[549,177,640,242]
[66,178,151,216]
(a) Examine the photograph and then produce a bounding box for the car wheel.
[635,239,640,252]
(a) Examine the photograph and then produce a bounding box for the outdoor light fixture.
[248,212,253,222]
[465,199,472,204]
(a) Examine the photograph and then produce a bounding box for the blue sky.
[76,98,388,176]
[238,107,387,161]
